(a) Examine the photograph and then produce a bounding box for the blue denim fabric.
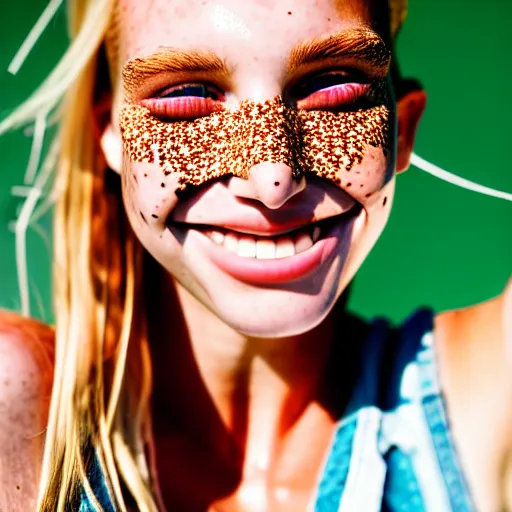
[79,309,475,512]
[382,447,425,512]
[422,396,474,512]
[312,309,475,512]
[314,418,357,512]
[78,450,117,512]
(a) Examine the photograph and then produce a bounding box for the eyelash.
[289,72,371,111]
[140,84,226,120]
[140,72,370,121]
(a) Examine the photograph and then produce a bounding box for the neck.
[145,263,364,512]
[149,273,337,446]
[158,284,340,441]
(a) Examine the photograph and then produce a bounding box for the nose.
[227,162,306,210]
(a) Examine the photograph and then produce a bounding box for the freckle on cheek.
[119,81,391,193]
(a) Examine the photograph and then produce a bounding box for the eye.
[160,84,222,100]
[288,72,371,111]
[140,83,226,121]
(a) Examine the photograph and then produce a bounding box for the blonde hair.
[0,0,412,510]
[1,0,160,509]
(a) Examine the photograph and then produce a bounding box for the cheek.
[121,157,181,231]
[334,145,391,204]
[120,98,394,195]
[300,104,394,201]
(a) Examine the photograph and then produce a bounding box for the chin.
[211,292,337,338]
[191,256,346,338]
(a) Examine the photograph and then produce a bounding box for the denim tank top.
[79,308,476,511]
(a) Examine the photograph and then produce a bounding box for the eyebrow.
[122,27,391,98]
[287,27,391,77]
[122,50,228,98]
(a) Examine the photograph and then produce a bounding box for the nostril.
[228,162,306,210]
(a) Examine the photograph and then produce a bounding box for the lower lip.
[194,216,354,285]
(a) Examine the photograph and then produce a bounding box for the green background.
[0,0,510,323]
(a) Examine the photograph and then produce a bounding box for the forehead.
[115,0,381,62]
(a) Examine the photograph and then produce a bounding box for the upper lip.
[168,207,359,237]
[169,181,358,237]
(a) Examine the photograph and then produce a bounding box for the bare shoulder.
[0,309,54,511]
[0,309,55,404]
[435,278,512,398]
[434,279,512,510]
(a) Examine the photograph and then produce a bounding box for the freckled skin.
[110,0,398,336]
[0,315,54,511]
[119,89,392,193]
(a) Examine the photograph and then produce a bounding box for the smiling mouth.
[168,208,359,260]
[203,223,321,259]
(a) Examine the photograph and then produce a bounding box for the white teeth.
[238,236,256,258]
[224,232,238,254]
[208,225,320,259]
[256,239,276,259]
[210,230,225,245]
[294,232,313,254]
[275,238,295,258]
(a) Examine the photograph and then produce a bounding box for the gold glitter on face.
[119,91,391,191]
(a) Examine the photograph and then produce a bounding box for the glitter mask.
[119,90,392,191]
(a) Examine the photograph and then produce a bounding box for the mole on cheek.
[383,196,388,206]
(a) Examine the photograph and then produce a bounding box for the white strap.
[338,407,386,512]
[411,153,512,202]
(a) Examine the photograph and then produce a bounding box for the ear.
[100,123,123,174]
[396,89,427,173]
[92,93,123,174]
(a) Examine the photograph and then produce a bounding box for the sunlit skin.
[100,1,407,509]
[112,4,396,338]
[95,0,510,510]
[1,0,512,511]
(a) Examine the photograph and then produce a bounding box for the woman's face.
[106,0,411,337]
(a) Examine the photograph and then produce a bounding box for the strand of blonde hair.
[1,0,161,509]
